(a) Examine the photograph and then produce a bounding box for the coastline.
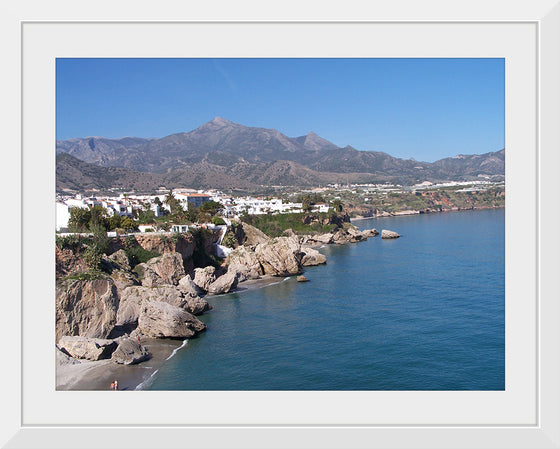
[56,206,501,391]
[350,205,505,222]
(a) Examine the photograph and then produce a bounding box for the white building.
[56,202,71,232]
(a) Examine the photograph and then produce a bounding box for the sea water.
[148,208,505,390]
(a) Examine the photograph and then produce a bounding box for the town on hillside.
[56,179,505,236]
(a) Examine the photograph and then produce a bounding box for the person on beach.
[110,382,115,390]
[114,380,118,390]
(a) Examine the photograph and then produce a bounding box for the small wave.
[166,339,188,361]
[135,369,158,390]
[265,277,291,287]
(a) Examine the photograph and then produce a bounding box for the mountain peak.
[209,116,234,126]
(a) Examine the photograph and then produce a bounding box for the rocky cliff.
[55,222,381,369]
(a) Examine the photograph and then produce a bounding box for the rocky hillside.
[56,117,505,191]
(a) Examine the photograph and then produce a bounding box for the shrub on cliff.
[56,234,82,251]
[221,230,238,248]
[84,244,103,270]
[212,216,226,226]
[241,212,341,238]
[122,236,161,269]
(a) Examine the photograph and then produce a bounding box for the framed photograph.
[3,1,559,447]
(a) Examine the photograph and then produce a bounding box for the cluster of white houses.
[56,189,331,232]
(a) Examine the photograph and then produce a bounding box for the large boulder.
[362,228,379,238]
[137,301,206,338]
[111,338,150,365]
[183,295,212,315]
[227,263,261,283]
[346,226,365,241]
[144,252,186,285]
[134,264,165,288]
[207,271,239,295]
[254,236,302,276]
[381,229,400,239]
[332,227,366,244]
[300,247,327,267]
[226,246,263,276]
[57,336,117,361]
[56,279,120,341]
[193,266,217,292]
[116,286,146,327]
[239,222,270,246]
[178,274,201,297]
[315,233,334,244]
[117,285,211,326]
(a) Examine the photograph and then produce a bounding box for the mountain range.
[56,117,505,192]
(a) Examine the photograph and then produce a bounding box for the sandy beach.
[56,337,184,391]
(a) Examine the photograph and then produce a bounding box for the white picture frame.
[3,1,559,447]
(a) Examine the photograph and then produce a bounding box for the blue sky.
[56,58,504,162]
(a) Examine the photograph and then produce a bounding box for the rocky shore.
[55,219,395,390]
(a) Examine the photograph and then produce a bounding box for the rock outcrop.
[226,263,261,282]
[145,252,185,285]
[207,271,239,295]
[238,222,270,246]
[362,228,379,238]
[107,249,131,271]
[254,236,302,276]
[297,275,308,282]
[111,338,150,365]
[193,266,217,292]
[133,252,186,288]
[178,274,201,297]
[55,246,89,278]
[138,301,206,338]
[300,247,327,266]
[109,269,140,296]
[226,246,263,276]
[117,285,211,327]
[314,233,334,244]
[57,336,117,361]
[56,279,120,342]
[381,230,400,239]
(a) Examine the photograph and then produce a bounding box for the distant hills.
[56,117,505,192]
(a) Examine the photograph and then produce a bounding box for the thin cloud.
[212,59,237,94]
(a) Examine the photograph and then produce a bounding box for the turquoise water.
[148,209,505,390]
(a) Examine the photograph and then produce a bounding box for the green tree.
[68,207,91,232]
[301,197,312,212]
[107,214,122,231]
[164,191,183,215]
[185,202,199,223]
[330,199,343,213]
[212,216,226,225]
[120,216,138,231]
[88,205,108,229]
[89,223,110,254]
[137,209,156,224]
[199,200,223,216]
